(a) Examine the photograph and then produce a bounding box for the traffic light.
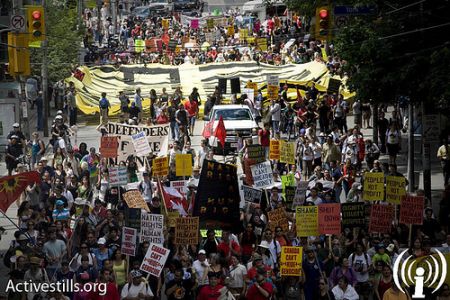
[315,6,332,40]
[27,6,45,43]
[7,33,30,76]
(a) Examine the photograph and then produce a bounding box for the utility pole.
[407,103,414,193]
[42,0,49,137]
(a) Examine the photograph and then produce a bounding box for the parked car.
[132,0,173,18]
[173,0,201,12]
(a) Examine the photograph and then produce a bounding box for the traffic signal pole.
[41,0,49,137]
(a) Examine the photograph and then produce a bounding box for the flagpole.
[157,177,169,215]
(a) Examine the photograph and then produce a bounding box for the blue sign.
[334,5,377,15]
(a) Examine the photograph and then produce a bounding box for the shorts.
[189,116,196,127]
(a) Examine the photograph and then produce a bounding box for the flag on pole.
[0,171,41,212]
[202,113,215,138]
[214,116,226,148]
[157,179,188,216]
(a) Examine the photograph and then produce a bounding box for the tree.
[30,1,83,83]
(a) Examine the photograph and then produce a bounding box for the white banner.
[140,212,164,244]
[108,166,128,186]
[140,243,170,277]
[251,161,274,188]
[267,74,279,86]
[132,131,153,157]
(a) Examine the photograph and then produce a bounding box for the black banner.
[194,160,241,232]
[243,185,262,203]
[247,144,265,164]
[341,203,366,228]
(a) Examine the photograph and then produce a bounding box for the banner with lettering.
[400,195,424,225]
[280,140,295,164]
[296,206,319,237]
[318,204,341,235]
[100,136,118,158]
[368,204,394,234]
[175,217,199,245]
[123,190,150,211]
[267,207,289,233]
[121,227,138,256]
[280,246,303,276]
[140,212,164,244]
[363,172,385,201]
[108,166,128,186]
[243,185,262,203]
[386,176,406,204]
[269,139,280,160]
[140,244,170,277]
[175,154,192,177]
[251,161,274,188]
[152,156,169,177]
[247,144,265,164]
[341,202,366,228]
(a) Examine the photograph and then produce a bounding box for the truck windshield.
[213,109,252,120]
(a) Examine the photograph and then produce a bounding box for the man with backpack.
[348,243,372,300]
[99,92,111,125]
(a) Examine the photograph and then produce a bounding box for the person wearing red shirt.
[246,254,272,281]
[90,269,119,300]
[258,123,271,159]
[184,97,199,136]
[216,230,241,259]
[246,272,273,300]
[197,272,223,300]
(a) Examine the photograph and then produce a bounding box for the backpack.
[100,98,108,109]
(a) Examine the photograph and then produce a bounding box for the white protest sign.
[132,131,153,156]
[243,185,262,203]
[108,166,128,186]
[267,74,279,86]
[170,180,188,197]
[121,227,137,256]
[140,212,164,244]
[140,243,170,277]
[294,181,309,205]
[251,161,274,188]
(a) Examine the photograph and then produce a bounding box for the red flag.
[157,178,188,216]
[214,115,226,148]
[0,172,41,212]
[202,113,215,139]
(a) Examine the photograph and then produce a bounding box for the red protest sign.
[400,195,424,225]
[318,204,341,235]
[100,136,118,158]
[369,204,394,234]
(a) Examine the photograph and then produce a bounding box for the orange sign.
[100,136,118,158]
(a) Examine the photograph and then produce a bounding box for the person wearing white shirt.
[270,100,281,135]
[121,270,154,299]
[228,255,247,293]
[331,277,359,300]
[262,229,281,266]
[192,250,210,287]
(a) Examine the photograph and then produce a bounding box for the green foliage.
[31,3,83,83]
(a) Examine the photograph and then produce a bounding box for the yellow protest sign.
[280,246,303,276]
[206,18,214,29]
[296,206,319,237]
[152,157,169,177]
[246,82,258,96]
[239,28,249,41]
[162,19,169,29]
[386,176,406,204]
[363,172,385,201]
[267,85,279,100]
[280,140,295,164]
[227,25,235,36]
[269,139,280,160]
[135,39,145,53]
[257,38,267,51]
[175,154,192,177]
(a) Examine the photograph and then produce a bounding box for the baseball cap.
[10,135,19,139]
[55,200,64,206]
[198,249,206,255]
[130,270,143,278]
[12,123,19,128]
[97,237,107,245]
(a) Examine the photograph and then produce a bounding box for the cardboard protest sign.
[125,207,141,230]
[175,154,192,177]
[267,85,279,100]
[140,212,164,244]
[318,204,341,235]
[296,206,319,237]
[294,181,309,206]
[247,144,265,164]
[369,204,394,234]
[386,176,406,204]
[251,161,274,188]
[400,195,424,225]
[100,136,118,158]
[132,131,153,157]
[108,166,128,186]
[193,160,241,230]
[341,202,366,228]
[267,207,289,233]
[152,156,169,177]
[175,217,199,245]
[140,243,170,277]
[280,141,295,164]
[363,172,385,201]
[280,246,303,276]
[123,190,150,211]
[121,227,138,256]
[269,139,280,160]
[243,185,262,203]
[170,180,188,198]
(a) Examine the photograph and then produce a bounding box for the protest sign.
[191,19,199,29]
[131,131,153,157]
[140,243,170,277]
[280,140,295,164]
[267,85,279,100]
[167,211,180,227]
[106,122,169,168]
[140,212,164,244]
[257,38,267,51]
[227,25,234,36]
[100,136,118,158]
[341,203,366,228]
[318,204,341,235]
[121,227,137,256]
[296,206,319,237]
[200,229,222,238]
[280,246,303,276]
[243,185,262,203]
[239,28,249,41]
[170,180,188,198]
[206,18,214,29]
[400,195,424,225]
[282,174,296,190]
[269,139,280,160]
[123,190,150,211]
[284,186,296,204]
[369,204,394,234]
[243,158,254,186]
[246,81,258,95]
[294,181,309,206]
[194,160,241,230]
[175,217,199,245]
[251,161,274,188]
[108,166,128,186]
[125,207,141,230]
[247,144,265,164]
[162,18,169,29]
[267,75,279,86]
[267,207,289,233]
[175,154,192,177]
[152,156,169,177]
[363,172,385,201]
[386,176,406,204]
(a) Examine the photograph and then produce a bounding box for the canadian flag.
[202,113,215,138]
[157,179,188,216]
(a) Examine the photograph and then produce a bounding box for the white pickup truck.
[204,105,260,153]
